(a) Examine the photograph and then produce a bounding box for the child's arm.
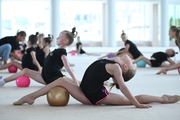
[61,55,79,86]
[167,58,175,65]
[30,51,42,72]
[43,46,50,58]
[112,64,150,108]
[10,51,22,61]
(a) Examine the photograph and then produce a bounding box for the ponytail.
[63,27,78,46]
[121,30,126,36]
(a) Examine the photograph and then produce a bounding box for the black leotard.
[150,52,169,67]
[76,42,86,54]
[41,48,67,84]
[80,59,116,93]
[22,47,37,70]
[125,40,143,59]
[80,59,117,105]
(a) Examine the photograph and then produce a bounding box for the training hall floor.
[0,46,180,120]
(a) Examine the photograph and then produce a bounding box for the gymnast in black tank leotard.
[41,49,67,84]
[80,59,116,105]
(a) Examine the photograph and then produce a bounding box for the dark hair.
[43,34,53,46]
[170,26,178,32]
[29,32,39,45]
[63,27,78,46]
[168,49,175,57]
[121,30,126,36]
[109,66,136,91]
[16,30,26,37]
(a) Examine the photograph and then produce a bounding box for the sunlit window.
[116,2,150,41]
[2,1,50,38]
[60,1,103,42]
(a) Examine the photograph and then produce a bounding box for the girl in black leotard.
[98,31,143,60]
[13,55,180,107]
[36,34,53,67]
[117,31,143,59]
[0,27,79,86]
[133,49,175,67]
[0,32,41,72]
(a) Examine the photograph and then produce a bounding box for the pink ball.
[178,67,180,74]
[16,76,30,87]
[71,51,76,56]
[8,65,18,73]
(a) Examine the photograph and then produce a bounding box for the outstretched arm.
[61,55,79,86]
[10,51,21,61]
[167,58,175,65]
[156,62,180,74]
[112,64,150,108]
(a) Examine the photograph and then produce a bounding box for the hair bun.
[48,34,50,37]
[71,27,78,38]
[122,30,124,33]
[35,32,39,36]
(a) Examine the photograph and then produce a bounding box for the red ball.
[8,65,18,73]
[16,76,30,87]
[178,67,180,74]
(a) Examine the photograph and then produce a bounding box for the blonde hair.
[109,66,136,91]
[63,27,78,46]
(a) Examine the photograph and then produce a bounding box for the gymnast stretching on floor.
[99,31,143,59]
[13,54,180,108]
[133,49,175,67]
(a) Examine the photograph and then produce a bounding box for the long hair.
[109,66,136,91]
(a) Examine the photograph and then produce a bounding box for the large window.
[2,1,50,38]
[116,2,151,42]
[60,1,103,42]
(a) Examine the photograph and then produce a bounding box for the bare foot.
[13,95,34,105]
[156,69,167,75]
[162,94,180,103]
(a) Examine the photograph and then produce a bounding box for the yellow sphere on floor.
[47,87,69,106]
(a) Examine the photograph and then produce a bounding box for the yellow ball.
[47,87,69,106]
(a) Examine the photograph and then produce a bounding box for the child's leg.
[0,44,11,65]
[0,61,23,70]
[3,68,46,85]
[117,52,134,59]
[13,77,88,105]
[133,56,152,66]
[160,62,169,67]
[100,93,180,105]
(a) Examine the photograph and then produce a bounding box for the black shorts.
[81,86,109,105]
[42,72,65,84]
[150,60,161,67]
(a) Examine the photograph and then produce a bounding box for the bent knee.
[22,68,30,75]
